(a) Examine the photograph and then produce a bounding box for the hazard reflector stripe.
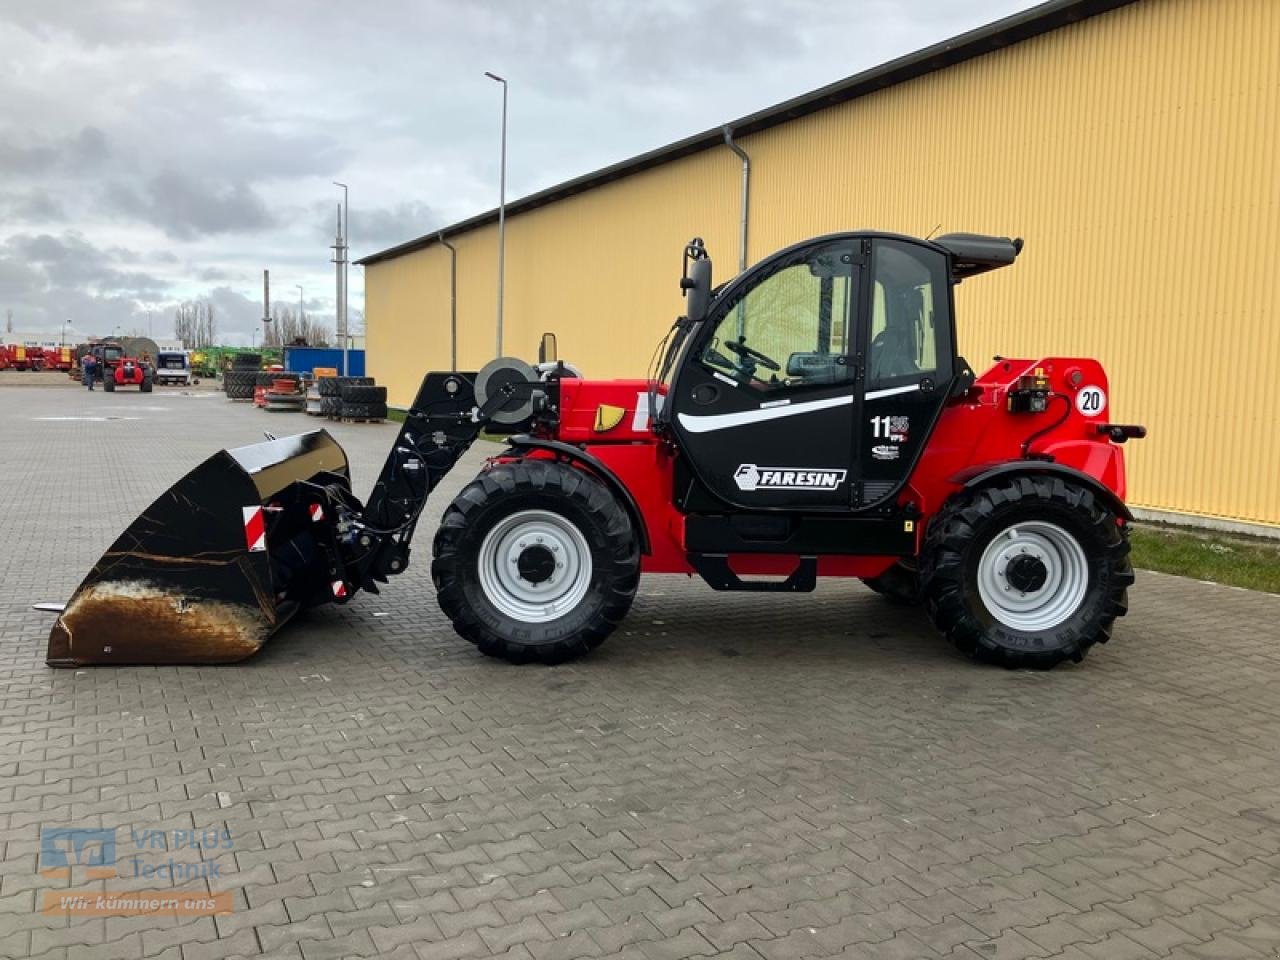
[310,503,324,522]
[242,506,266,553]
[331,581,347,598]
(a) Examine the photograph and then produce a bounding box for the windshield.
[697,242,856,392]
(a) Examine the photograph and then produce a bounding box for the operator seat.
[870,323,918,380]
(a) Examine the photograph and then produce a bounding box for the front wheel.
[920,476,1133,669]
[432,460,640,664]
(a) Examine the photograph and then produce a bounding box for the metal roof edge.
[357,0,1137,266]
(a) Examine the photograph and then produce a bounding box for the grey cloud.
[1,231,168,309]
[0,126,109,176]
[102,172,276,240]
[0,190,66,223]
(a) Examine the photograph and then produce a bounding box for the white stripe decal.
[865,384,920,400]
[678,395,851,433]
[677,383,920,434]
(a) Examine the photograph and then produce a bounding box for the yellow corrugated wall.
[366,0,1280,528]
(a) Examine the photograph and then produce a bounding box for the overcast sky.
[1,0,1036,345]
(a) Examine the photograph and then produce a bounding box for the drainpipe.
[722,125,750,275]
[438,232,458,370]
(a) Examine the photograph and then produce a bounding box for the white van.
[155,350,193,386]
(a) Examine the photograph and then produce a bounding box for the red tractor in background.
[104,354,153,392]
[80,341,152,391]
[49,230,1146,672]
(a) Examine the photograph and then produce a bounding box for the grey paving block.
[4,384,1280,960]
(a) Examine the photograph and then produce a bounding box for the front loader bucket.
[48,431,350,667]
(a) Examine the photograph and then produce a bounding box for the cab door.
[857,237,955,506]
[668,237,864,511]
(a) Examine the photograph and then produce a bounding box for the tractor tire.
[433,460,640,665]
[920,475,1133,669]
[320,396,341,417]
[860,561,920,605]
[338,383,387,404]
[231,353,261,370]
[317,377,342,397]
[103,377,115,392]
[224,371,255,399]
[141,376,153,393]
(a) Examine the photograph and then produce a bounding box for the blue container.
[283,346,365,377]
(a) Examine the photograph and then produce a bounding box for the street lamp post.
[332,181,349,375]
[484,71,507,358]
[296,284,304,339]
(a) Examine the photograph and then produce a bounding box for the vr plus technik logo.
[38,826,236,917]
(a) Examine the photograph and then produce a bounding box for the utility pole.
[263,269,272,348]
[332,182,349,373]
[296,285,304,336]
[484,71,507,357]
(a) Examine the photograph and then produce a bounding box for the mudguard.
[949,459,1133,522]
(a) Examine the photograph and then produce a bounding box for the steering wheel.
[723,337,781,372]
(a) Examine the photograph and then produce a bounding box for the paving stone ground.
[1,380,1279,960]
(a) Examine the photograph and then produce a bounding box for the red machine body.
[540,356,1125,580]
[114,358,146,386]
[44,346,75,372]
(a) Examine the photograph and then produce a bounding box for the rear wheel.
[920,476,1132,669]
[433,460,640,664]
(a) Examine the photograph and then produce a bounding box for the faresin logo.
[734,463,847,492]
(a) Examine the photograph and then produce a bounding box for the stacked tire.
[224,353,261,400]
[316,375,345,418]
[338,379,387,421]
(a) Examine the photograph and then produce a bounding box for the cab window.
[698,242,857,394]
[868,240,951,388]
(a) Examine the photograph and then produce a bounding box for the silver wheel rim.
[477,509,593,623]
[976,521,1089,632]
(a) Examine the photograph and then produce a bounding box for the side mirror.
[538,332,557,364]
[683,257,712,325]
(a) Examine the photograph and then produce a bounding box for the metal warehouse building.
[359,0,1279,533]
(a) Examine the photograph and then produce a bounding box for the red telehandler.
[47,231,1144,670]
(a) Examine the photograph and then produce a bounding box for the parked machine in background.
[44,346,75,372]
[104,355,153,392]
[154,350,194,386]
[88,341,152,392]
[48,230,1145,672]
